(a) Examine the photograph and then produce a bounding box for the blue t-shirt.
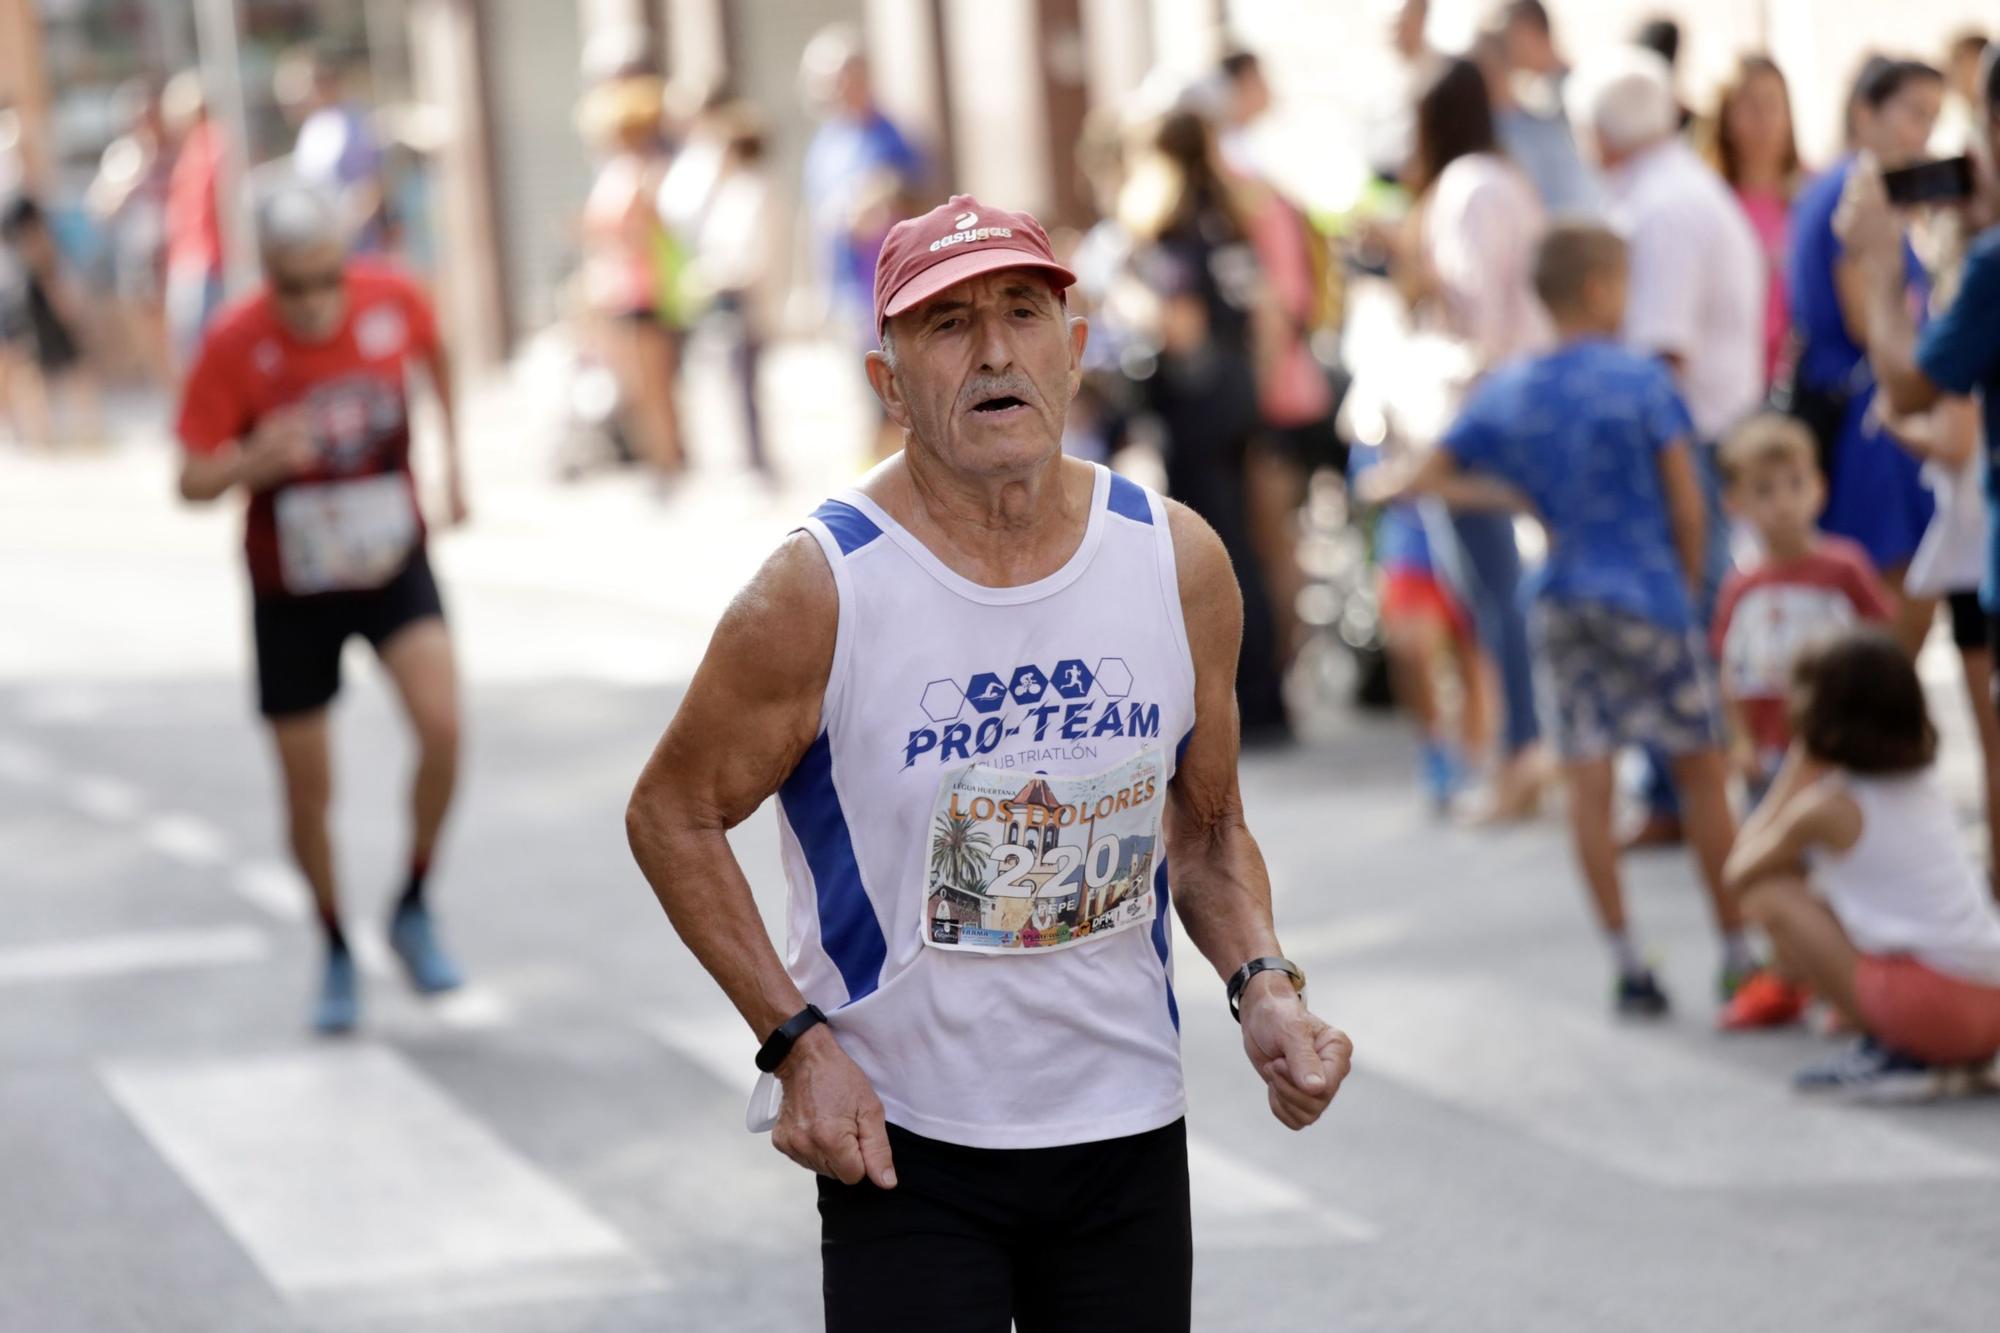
[1916,225,2000,611]
[802,112,923,324]
[1789,157,1935,569]
[1442,338,1697,629]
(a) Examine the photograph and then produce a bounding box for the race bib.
[274,475,418,595]
[922,748,1164,955]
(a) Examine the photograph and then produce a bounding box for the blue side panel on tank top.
[812,500,883,555]
[778,730,886,1003]
[1107,472,1154,525]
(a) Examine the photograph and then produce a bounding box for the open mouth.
[970,395,1028,414]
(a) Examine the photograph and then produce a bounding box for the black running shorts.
[251,550,444,717]
[818,1117,1193,1332]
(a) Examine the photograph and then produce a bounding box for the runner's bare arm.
[178,409,316,501]
[1163,500,1352,1129]
[625,533,897,1187]
[419,340,468,524]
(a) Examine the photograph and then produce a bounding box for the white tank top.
[1806,770,2000,986]
[781,464,1197,1149]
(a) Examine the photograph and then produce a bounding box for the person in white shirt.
[1570,46,1765,849]
[625,193,1351,1330]
[1725,630,2000,1095]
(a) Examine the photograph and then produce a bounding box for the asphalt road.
[4,373,1998,1332]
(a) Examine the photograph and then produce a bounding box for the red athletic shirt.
[1711,537,1892,756]
[176,263,441,599]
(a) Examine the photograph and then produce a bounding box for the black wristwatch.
[1226,957,1306,1021]
[755,1004,828,1073]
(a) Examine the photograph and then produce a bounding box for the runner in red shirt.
[175,184,467,1032]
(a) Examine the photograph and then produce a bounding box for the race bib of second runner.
[922,748,1165,955]
[274,475,418,596]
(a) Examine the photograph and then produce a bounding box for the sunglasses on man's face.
[272,268,344,299]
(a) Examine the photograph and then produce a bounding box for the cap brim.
[880,248,1078,329]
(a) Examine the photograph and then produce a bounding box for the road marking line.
[1186,1134,1380,1245]
[1270,911,1418,963]
[1335,973,2000,1187]
[431,983,516,1030]
[0,925,268,985]
[228,860,311,921]
[65,773,145,823]
[651,1015,1378,1245]
[650,1014,758,1097]
[141,812,230,866]
[99,1045,662,1311]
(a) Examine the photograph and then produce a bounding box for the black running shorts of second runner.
[817,1117,1193,1333]
[252,550,444,717]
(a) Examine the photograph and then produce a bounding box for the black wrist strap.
[1226,957,1305,1022]
[755,1004,828,1073]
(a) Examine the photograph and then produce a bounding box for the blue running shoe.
[1614,969,1671,1019]
[1420,742,1464,813]
[389,902,464,994]
[1793,1037,1936,1099]
[313,949,359,1034]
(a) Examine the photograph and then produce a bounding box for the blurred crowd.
[9,0,2000,1087]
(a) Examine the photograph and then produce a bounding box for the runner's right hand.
[237,410,317,491]
[770,1025,898,1190]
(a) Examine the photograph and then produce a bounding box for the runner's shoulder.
[1161,497,1236,612]
[707,531,838,677]
[198,289,278,355]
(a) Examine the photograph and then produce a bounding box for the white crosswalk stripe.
[1333,972,2000,1187]
[0,925,268,985]
[99,1045,664,1318]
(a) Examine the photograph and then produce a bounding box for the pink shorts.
[1855,954,2000,1065]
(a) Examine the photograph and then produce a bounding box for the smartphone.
[1882,156,1974,206]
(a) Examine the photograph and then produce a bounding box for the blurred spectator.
[1789,59,1944,639]
[279,47,388,254]
[163,71,227,373]
[1569,45,1762,849]
[1496,1,1570,90]
[1473,24,1599,218]
[800,26,923,345]
[86,79,173,386]
[686,104,780,475]
[1360,459,1490,812]
[1209,49,1344,666]
[577,75,685,478]
[1,196,99,448]
[1931,30,1991,157]
[1711,415,1890,820]
[1633,17,1695,132]
[1726,633,2000,1091]
[1704,56,1804,389]
[1839,43,2000,889]
[1379,221,1749,1017]
[799,25,924,460]
[1119,109,1289,742]
[1394,56,1551,820]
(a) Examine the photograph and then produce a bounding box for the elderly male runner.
[627,195,1352,1330]
[176,185,466,1032]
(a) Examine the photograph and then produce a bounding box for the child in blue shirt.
[1373,222,1757,1017]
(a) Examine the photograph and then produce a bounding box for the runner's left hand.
[444,474,470,527]
[1240,977,1352,1131]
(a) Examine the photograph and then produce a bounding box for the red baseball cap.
[873,194,1077,335]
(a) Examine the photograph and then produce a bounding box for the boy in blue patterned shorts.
[1369,221,1761,1017]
